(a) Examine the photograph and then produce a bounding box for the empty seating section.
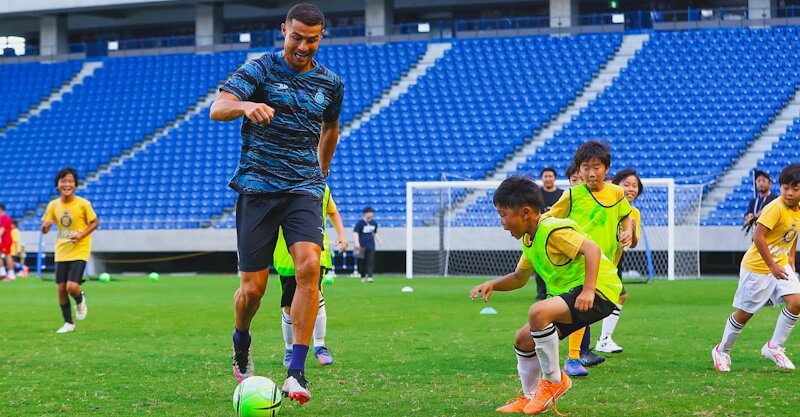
[514,28,800,187]
[4,28,800,231]
[80,109,240,229]
[706,117,800,225]
[2,52,245,228]
[327,34,622,227]
[314,42,427,124]
[0,61,83,128]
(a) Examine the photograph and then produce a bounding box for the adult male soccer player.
[713,163,800,371]
[548,141,634,376]
[210,3,344,403]
[274,185,348,367]
[471,176,622,415]
[41,167,99,333]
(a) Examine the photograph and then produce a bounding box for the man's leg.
[280,275,297,368]
[283,241,321,403]
[366,248,375,282]
[232,269,268,381]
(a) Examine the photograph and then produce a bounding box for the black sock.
[73,292,83,305]
[60,302,73,324]
[233,327,251,351]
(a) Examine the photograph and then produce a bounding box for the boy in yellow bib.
[713,163,800,371]
[471,176,622,415]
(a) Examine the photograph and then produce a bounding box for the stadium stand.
[0,60,83,128]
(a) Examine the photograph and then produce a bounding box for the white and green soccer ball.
[98,272,111,283]
[148,272,160,282]
[233,376,282,417]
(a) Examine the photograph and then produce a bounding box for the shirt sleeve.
[353,220,363,232]
[617,187,632,219]
[547,228,584,261]
[547,190,571,219]
[219,58,268,101]
[323,79,344,123]
[517,254,534,272]
[42,202,56,223]
[756,202,781,231]
[84,200,98,223]
[327,196,338,214]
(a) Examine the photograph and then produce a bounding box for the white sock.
[770,308,799,347]
[720,313,744,353]
[531,324,561,382]
[313,298,327,348]
[7,271,15,279]
[515,346,541,398]
[281,310,293,350]
[0,267,6,276]
[601,304,622,339]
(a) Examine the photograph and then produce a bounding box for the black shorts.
[55,260,87,284]
[236,193,323,272]
[279,268,325,308]
[554,286,617,339]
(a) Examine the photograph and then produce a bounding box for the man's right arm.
[210,91,274,124]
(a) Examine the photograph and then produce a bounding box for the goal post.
[406,178,703,280]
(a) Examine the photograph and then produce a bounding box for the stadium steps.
[490,33,650,180]
[437,34,650,221]
[700,91,800,219]
[1,61,103,133]
[339,42,453,138]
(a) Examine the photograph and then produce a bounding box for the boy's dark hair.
[286,3,325,27]
[778,163,800,186]
[493,175,543,211]
[612,168,644,198]
[566,164,579,179]
[0,203,5,211]
[540,167,557,177]
[363,206,374,214]
[12,219,18,227]
[55,167,79,188]
[754,170,772,182]
[573,140,611,169]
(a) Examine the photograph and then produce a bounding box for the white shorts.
[733,265,800,314]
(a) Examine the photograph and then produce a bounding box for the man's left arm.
[319,120,339,176]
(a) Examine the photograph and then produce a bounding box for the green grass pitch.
[1,275,799,416]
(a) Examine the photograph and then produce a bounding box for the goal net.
[406,179,704,280]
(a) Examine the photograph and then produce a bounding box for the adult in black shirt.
[744,170,778,231]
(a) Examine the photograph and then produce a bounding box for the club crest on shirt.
[314,90,325,104]
[783,223,797,243]
[60,212,73,228]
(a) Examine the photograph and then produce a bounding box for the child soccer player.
[713,163,800,371]
[471,176,623,415]
[10,220,29,278]
[566,164,582,187]
[596,169,644,353]
[41,167,99,334]
[549,142,634,376]
[0,204,14,281]
[274,185,348,367]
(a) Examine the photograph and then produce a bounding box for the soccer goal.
[405,179,704,280]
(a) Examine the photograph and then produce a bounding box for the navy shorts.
[236,193,323,272]
[553,286,617,339]
[55,261,87,284]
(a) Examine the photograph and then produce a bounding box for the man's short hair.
[363,206,374,214]
[540,167,557,177]
[573,140,611,169]
[493,175,543,212]
[754,170,771,182]
[55,167,79,188]
[286,3,325,27]
[778,164,800,187]
[612,168,644,198]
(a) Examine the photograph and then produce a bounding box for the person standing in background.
[354,207,382,283]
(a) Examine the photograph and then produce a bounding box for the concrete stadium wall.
[19,226,754,254]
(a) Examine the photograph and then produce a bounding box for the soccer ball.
[148,272,160,282]
[98,272,111,283]
[233,376,282,417]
